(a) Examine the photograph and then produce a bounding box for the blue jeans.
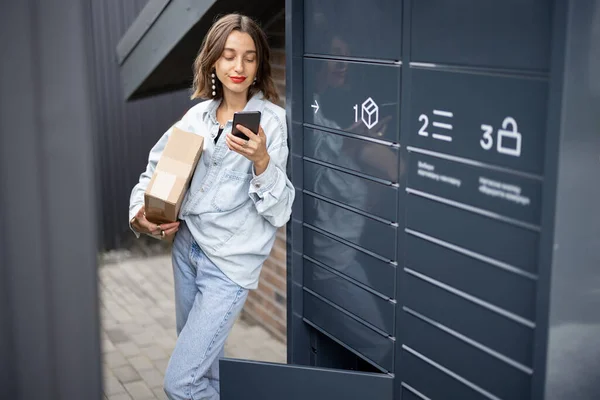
[164,222,249,400]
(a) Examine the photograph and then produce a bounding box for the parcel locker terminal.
[219,1,600,400]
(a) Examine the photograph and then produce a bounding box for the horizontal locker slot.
[304,290,394,372]
[401,348,491,400]
[304,0,402,60]
[304,259,395,334]
[403,312,531,400]
[405,233,536,321]
[304,195,397,261]
[303,128,399,183]
[304,161,398,222]
[410,1,550,71]
[407,152,542,227]
[408,69,548,176]
[404,272,533,368]
[406,194,539,274]
[303,59,400,144]
[304,227,396,298]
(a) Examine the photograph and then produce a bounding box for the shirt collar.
[202,91,266,126]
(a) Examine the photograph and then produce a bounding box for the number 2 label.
[418,114,429,137]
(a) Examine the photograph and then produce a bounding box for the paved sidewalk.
[99,254,286,400]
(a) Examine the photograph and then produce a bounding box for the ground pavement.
[99,254,286,400]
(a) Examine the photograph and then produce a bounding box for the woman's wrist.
[254,155,270,176]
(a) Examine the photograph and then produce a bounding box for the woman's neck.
[219,90,248,114]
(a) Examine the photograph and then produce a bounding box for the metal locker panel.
[304,227,396,298]
[407,152,543,227]
[304,161,399,222]
[410,0,552,70]
[403,312,531,399]
[304,58,401,143]
[220,359,394,400]
[304,290,395,372]
[303,127,400,183]
[304,259,395,334]
[405,233,536,322]
[304,194,397,261]
[404,272,534,368]
[408,68,548,176]
[406,194,539,275]
[401,348,490,400]
[304,0,402,60]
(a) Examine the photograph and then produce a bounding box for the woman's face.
[213,30,258,97]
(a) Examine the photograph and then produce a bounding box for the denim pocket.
[210,168,252,212]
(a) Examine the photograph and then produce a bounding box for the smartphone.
[232,111,261,140]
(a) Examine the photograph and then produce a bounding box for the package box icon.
[361,97,379,129]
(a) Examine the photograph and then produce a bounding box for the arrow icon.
[311,100,319,114]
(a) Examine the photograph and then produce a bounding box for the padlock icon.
[497,116,522,157]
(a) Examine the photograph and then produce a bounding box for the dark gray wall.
[89,0,196,250]
[543,1,600,398]
[0,0,101,398]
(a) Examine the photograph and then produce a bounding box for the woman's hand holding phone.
[226,124,270,175]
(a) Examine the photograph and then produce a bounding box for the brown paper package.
[144,127,204,224]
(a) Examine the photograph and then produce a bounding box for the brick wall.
[240,13,288,343]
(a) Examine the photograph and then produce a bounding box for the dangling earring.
[253,77,257,85]
[211,72,216,96]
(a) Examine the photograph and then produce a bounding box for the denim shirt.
[129,92,295,289]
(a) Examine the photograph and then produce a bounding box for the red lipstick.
[230,76,246,84]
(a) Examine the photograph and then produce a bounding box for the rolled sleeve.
[248,140,295,228]
[250,158,278,198]
[129,203,143,238]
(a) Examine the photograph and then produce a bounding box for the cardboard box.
[144,127,204,224]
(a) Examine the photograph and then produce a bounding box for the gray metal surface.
[543,1,600,398]
[303,161,398,221]
[408,68,548,175]
[406,195,540,273]
[303,127,400,182]
[303,58,401,143]
[303,291,395,371]
[304,0,402,60]
[304,259,395,333]
[407,153,543,226]
[220,359,393,399]
[116,0,172,65]
[89,0,195,250]
[287,0,599,399]
[118,0,218,100]
[410,0,551,70]
[303,228,396,298]
[0,194,14,400]
[405,234,536,321]
[304,195,397,260]
[0,0,101,398]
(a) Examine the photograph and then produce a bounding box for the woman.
[128,13,294,400]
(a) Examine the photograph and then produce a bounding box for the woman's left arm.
[226,121,295,228]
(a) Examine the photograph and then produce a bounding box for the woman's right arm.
[129,127,178,238]
[129,105,202,237]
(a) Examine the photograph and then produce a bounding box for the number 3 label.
[480,124,493,150]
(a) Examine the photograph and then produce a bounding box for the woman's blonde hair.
[190,14,279,102]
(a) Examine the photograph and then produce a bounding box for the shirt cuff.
[250,158,277,198]
[129,203,143,238]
